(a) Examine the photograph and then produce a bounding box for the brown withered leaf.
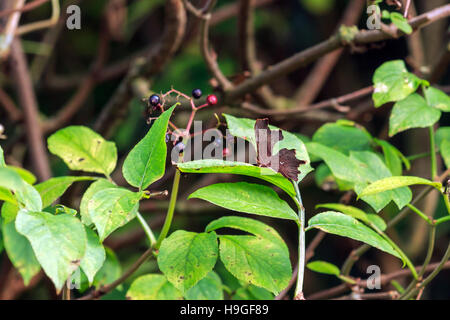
[254,118,305,181]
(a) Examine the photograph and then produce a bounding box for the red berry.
[206,94,218,106]
[222,147,230,157]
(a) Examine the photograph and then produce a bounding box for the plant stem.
[62,281,70,300]
[436,215,450,225]
[406,203,433,224]
[377,229,418,280]
[340,187,433,276]
[429,126,437,180]
[401,241,450,300]
[406,151,431,162]
[293,181,306,300]
[136,212,157,247]
[399,224,436,299]
[78,248,155,300]
[443,193,450,215]
[155,169,181,250]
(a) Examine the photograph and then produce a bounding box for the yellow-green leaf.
[359,176,442,197]
[126,274,183,300]
[48,126,117,176]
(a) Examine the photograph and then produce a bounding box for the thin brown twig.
[224,4,450,103]
[0,0,49,19]
[42,26,111,133]
[199,0,234,91]
[9,38,51,181]
[30,0,83,83]
[404,0,412,18]
[340,168,450,278]
[78,248,155,300]
[293,0,365,107]
[0,87,22,121]
[0,0,25,60]
[308,260,450,300]
[15,0,59,35]
[40,0,274,91]
[210,0,274,25]
[405,1,425,75]
[243,85,373,116]
[94,0,187,138]
[238,0,257,73]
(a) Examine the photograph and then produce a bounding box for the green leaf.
[350,151,412,212]
[223,114,257,145]
[0,145,5,167]
[1,202,18,224]
[441,140,450,168]
[306,261,340,276]
[93,247,121,288]
[389,94,441,137]
[232,285,274,300]
[436,127,450,168]
[158,230,219,292]
[312,122,372,155]
[374,138,410,175]
[2,220,40,285]
[307,211,401,259]
[188,182,298,221]
[316,203,370,225]
[218,235,291,295]
[390,12,412,34]
[223,114,313,182]
[205,216,287,249]
[184,271,224,300]
[206,216,291,294]
[367,214,387,232]
[316,203,387,231]
[80,227,105,284]
[53,204,77,216]
[9,166,36,185]
[15,210,87,291]
[0,167,42,212]
[0,187,16,206]
[306,142,363,183]
[372,60,422,107]
[436,127,450,148]
[48,126,117,176]
[80,179,117,226]
[126,274,183,300]
[35,176,96,208]
[307,143,412,211]
[424,86,450,112]
[178,159,296,199]
[88,187,142,241]
[359,176,442,197]
[314,163,334,189]
[122,105,176,190]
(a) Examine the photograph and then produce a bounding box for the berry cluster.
[147,89,218,108]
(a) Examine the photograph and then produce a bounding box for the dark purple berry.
[192,88,202,99]
[206,94,218,106]
[165,133,170,143]
[149,94,161,106]
[175,142,185,153]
